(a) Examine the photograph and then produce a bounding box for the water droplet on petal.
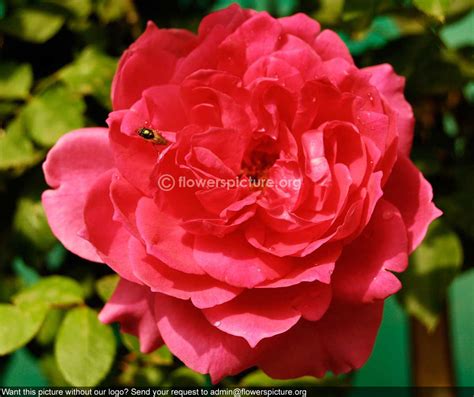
[214,321,221,327]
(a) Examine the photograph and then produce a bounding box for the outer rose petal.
[198,3,252,38]
[258,243,342,288]
[100,279,162,353]
[218,12,283,76]
[83,170,142,284]
[258,300,383,378]
[202,282,331,348]
[112,22,197,110]
[278,13,320,43]
[364,64,414,155]
[129,237,242,308]
[135,198,206,275]
[332,199,408,303]
[312,30,353,64]
[193,233,294,288]
[108,110,159,196]
[155,294,259,383]
[384,155,442,252]
[42,128,113,263]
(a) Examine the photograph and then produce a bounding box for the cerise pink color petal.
[43,4,441,382]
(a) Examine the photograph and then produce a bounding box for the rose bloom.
[43,5,441,381]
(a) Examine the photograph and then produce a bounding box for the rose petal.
[332,199,408,303]
[384,155,442,252]
[278,13,320,43]
[100,279,162,353]
[198,3,253,38]
[312,30,353,64]
[112,22,197,109]
[364,64,414,156]
[42,128,113,262]
[258,300,383,378]
[258,243,341,288]
[135,197,206,275]
[202,282,331,347]
[129,237,242,308]
[218,12,283,76]
[193,232,294,288]
[108,110,158,196]
[83,170,141,283]
[155,294,258,383]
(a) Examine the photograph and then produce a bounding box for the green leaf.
[413,0,450,21]
[340,16,401,56]
[441,10,474,49]
[121,333,173,365]
[12,257,40,287]
[23,85,85,148]
[45,243,67,271]
[0,302,48,356]
[39,354,69,387]
[0,114,43,173]
[95,274,119,302]
[0,277,22,304]
[273,0,298,16]
[0,102,18,118]
[398,220,463,331]
[212,0,296,15]
[42,0,93,19]
[240,370,346,387]
[464,81,474,103]
[0,7,64,43]
[0,62,33,100]
[438,166,474,238]
[13,276,84,308]
[36,309,64,346]
[168,367,205,387]
[1,348,49,387]
[152,345,173,366]
[121,333,141,353]
[58,47,117,109]
[96,0,129,23]
[212,0,256,12]
[442,111,459,137]
[444,0,474,17]
[55,307,116,386]
[314,0,345,25]
[136,366,165,386]
[13,196,56,252]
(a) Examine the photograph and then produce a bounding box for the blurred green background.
[0,0,473,389]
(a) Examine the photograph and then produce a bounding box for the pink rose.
[43,5,441,382]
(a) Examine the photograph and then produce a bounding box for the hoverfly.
[137,127,168,145]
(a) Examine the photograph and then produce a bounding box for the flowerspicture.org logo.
[156,174,303,192]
